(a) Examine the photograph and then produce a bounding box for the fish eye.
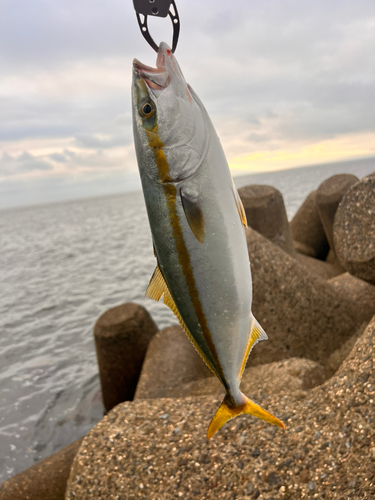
[139,100,155,118]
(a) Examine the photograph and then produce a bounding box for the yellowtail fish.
[132,43,285,438]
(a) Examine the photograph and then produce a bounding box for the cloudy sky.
[1,0,374,208]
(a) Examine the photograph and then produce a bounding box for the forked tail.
[207,393,285,439]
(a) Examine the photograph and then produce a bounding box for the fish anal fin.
[146,264,217,377]
[232,184,247,228]
[180,189,205,244]
[146,265,166,302]
[207,394,285,439]
[162,286,217,377]
[239,316,268,378]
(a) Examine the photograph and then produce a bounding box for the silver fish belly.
[132,42,285,438]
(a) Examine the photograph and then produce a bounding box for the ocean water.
[0,157,374,481]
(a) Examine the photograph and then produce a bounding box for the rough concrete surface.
[290,190,329,260]
[295,254,343,280]
[325,248,344,270]
[333,173,375,285]
[315,173,359,251]
[94,302,158,412]
[328,273,375,324]
[245,228,357,366]
[237,185,296,256]
[135,325,212,400]
[66,317,375,500]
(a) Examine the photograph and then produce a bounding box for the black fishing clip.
[133,0,180,53]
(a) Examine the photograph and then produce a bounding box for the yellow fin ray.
[232,183,247,228]
[239,316,268,379]
[207,395,285,439]
[146,265,217,376]
[145,265,166,302]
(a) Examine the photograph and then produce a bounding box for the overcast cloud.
[0,0,374,208]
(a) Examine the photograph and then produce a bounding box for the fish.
[132,42,285,438]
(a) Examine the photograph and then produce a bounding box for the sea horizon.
[1,155,374,212]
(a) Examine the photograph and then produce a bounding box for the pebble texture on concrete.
[328,272,375,324]
[66,317,375,500]
[333,173,375,285]
[245,227,357,366]
[94,303,158,412]
[134,326,212,400]
[290,190,329,260]
[315,173,358,252]
[237,185,296,257]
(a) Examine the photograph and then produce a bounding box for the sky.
[0,0,374,209]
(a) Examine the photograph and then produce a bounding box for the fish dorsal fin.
[232,184,247,228]
[180,189,205,244]
[146,264,216,376]
[239,316,268,379]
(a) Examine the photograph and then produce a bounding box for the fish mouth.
[133,45,171,92]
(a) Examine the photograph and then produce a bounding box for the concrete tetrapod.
[245,227,357,367]
[65,317,375,500]
[328,272,375,324]
[237,184,296,256]
[290,190,329,259]
[315,173,358,263]
[94,303,158,412]
[333,173,375,284]
[295,253,343,280]
[134,325,212,400]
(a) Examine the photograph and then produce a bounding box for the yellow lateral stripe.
[145,124,225,384]
[145,125,171,183]
[163,183,225,384]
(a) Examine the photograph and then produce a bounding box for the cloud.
[49,153,68,163]
[0,151,53,176]
[0,142,137,187]
[0,0,374,208]
[0,0,137,67]
[74,134,127,150]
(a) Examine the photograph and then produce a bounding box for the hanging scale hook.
[133,0,180,53]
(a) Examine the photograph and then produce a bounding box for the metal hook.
[133,0,180,53]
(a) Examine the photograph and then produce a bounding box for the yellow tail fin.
[207,395,285,439]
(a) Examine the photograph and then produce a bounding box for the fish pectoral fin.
[146,264,166,302]
[239,316,268,378]
[207,394,285,439]
[180,189,205,244]
[232,184,247,228]
[146,264,217,377]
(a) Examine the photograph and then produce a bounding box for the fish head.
[132,42,209,183]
